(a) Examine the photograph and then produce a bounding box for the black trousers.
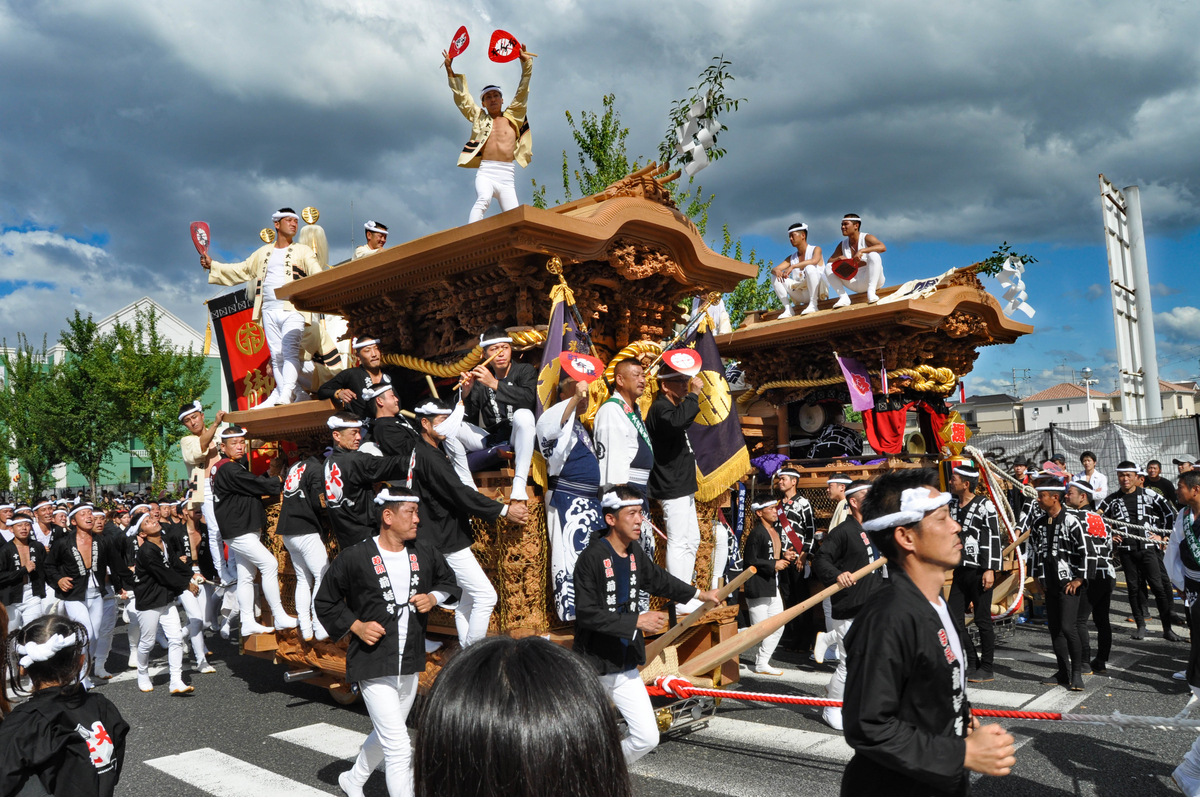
[1044,576,1083,680]
[948,566,994,671]
[1185,578,1200,690]
[1080,576,1114,666]
[1117,547,1173,627]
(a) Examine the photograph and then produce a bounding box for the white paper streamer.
[998,255,1035,319]
[675,96,721,177]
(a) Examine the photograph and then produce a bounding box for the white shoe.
[138,675,153,693]
[754,665,785,676]
[93,668,113,680]
[127,655,138,670]
[314,620,330,642]
[255,392,282,409]
[81,677,95,690]
[800,303,819,316]
[170,682,195,695]
[292,388,312,403]
[867,292,880,304]
[823,707,844,731]
[778,305,796,319]
[813,631,832,664]
[338,771,366,797]
[832,295,852,308]
[197,662,216,674]
[425,639,444,654]
[1175,670,1188,681]
[272,613,299,630]
[240,621,276,637]
[219,625,231,640]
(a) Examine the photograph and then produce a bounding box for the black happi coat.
[316,365,411,420]
[372,415,420,460]
[324,447,411,549]
[211,457,283,540]
[1099,487,1177,551]
[573,536,698,675]
[0,687,129,797]
[134,539,194,612]
[410,438,505,553]
[161,523,197,573]
[99,523,132,591]
[776,493,817,555]
[45,531,113,601]
[278,456,326,537]
[949,495,1004,572]
[0,537,47,604]
[1029,508,1089,585]
[1073,508,1116,580]
[645,392,699,500]
[742,521,783,599]
[813,517,886,620]
[462,361,537,435]
[842,567,972,797]
[315,537,460,683]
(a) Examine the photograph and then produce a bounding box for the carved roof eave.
[225,400,338,442]
[275,201,757,315]
[715,283,1033,356]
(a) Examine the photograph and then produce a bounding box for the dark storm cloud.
[3,0,1200,340]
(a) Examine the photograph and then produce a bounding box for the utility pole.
[1011,368,1031,398]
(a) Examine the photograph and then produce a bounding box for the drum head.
[797,404,826,433]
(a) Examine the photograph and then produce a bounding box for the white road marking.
[101,666,163,686]
[693,716,853,762]
[271,722,369,760]
[144,748,333,796]
[967,689,1038,708]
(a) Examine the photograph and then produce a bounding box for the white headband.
[32,501,51,511]
[480,334,513,348]
[787,223,808,233]
[353,337,380,350]
[179,400,203,421]
[601,492,644,510]
[1036,484,1066,492]
[480,84,502,99]
[845,484,871,496]
[751,499,779,511]
[130,503,150,514]
[128,512,153,536]
[843,216,862,223]
[271,210,299,222]
[414,401,452,416]
[861,488,952,532]
[67,505,93,521]
[328,416,363,430]
[219,427,247,440]
[1068,480,1095,496]
[777,469,802,479]
[1116,467,1138,473]
[363,383,394,400]
[7,517,31,527]
[952,466,979,478]
[826,477,852,485]
[15,507,29,514]
[53,509,67,517]
[364,221,387,235]
[0,504,12,511]
[374,489,420,505]
[17,633,77,668]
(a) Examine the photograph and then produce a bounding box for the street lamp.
[1081,367,1099,424]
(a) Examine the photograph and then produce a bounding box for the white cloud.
[1156,306,1200,340]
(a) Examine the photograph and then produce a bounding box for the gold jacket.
[207,242,323,322]
[448,58,533,168]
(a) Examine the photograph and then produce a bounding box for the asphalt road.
[55,589,1200,796]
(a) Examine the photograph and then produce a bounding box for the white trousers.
[823,617,854,730]
[662,495,702,614]
[710,524,729,590]
[443,548,496,646]
[352,673,420,797]
[446,409,536,500]
[134,603,185,688]
[4,586,44,636]
[826,255,884,300]
[225,534,290,633]
[469,160,519,223]
[748,594,785,670]
[203,485,237,583]
[260,304,307,407]
[282,533,329,638]
[600,668,659,763]
[94,593,118,673]
[176,587,210,666]
[772,267,825,310]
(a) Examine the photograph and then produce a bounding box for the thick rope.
[737,364,957,406]
[650,677,1200,730]
[380,329,548,378]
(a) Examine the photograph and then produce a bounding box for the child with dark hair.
[0,614,129,796]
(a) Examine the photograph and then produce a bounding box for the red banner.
[207,290,274,412]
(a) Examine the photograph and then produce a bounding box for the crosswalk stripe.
[101,666,163,687]
[694,716,853,762]
[967,689,1037,708]
[145,748,333,796]
[270,723,369,760]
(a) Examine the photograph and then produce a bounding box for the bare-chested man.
[443,44,534,223]
[179,401,235,586]
[826,213,887,306]
[772,222,827,317]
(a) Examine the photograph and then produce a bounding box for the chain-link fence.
[970,416,1200,480]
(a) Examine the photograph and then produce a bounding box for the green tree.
[720,225,780,327]
[52,312,125,500]
[110,307,210,495]
[0,335,63,501]
[533,93,642,208]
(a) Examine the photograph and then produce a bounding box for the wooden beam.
[644,567,757,663]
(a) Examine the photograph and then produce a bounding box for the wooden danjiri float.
[219,163,1032,724]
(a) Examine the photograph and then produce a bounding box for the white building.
[1021,383,1113,430]
[956,394,1024,433]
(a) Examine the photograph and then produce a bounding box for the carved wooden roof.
[226,400,338,442]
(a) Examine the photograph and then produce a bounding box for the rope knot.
[656,675,693,699]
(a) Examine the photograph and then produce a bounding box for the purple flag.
[836,353,875,412]
[534,285,583,419]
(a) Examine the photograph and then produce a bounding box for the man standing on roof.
[443,43,534,223]
[354,220,388,260]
